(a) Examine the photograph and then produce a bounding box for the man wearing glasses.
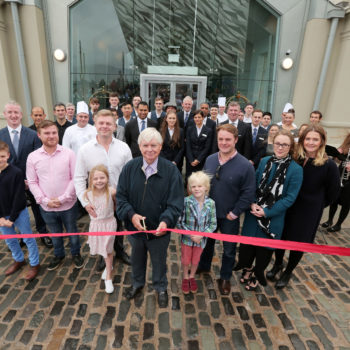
[196,124,255,295]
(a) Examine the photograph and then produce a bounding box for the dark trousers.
[113,217,125,255]
[198,218,239,280]
[128,233,170,292]
[26,189,47,233]
[274,249,304,274]
[236,243,273,286]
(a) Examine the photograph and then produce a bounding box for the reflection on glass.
[175,84,199,109]
[148,84,170,110]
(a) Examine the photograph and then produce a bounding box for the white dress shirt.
[7,125,22,142]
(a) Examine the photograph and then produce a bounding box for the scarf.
[256,154,292,238]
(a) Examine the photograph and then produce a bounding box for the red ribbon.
[1,229,349,257]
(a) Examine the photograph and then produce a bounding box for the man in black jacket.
[117,128,183,308]
[248,109,267,168]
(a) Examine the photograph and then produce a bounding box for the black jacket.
[160,128,185,167]
[186,124,213,164]
[177,111,194,130]
[116,156,184,238]
[249,125,268,168]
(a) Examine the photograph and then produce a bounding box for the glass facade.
[70,0,277,110]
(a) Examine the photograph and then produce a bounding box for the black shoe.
[196,267,210,275]
[73,254,84,269]
[275,272,292,289]
[115,251,131,265]
[157,290,168,308]
[96,255,106,271]
[124,286,143,300]
[47,256,65,271]
[266,264,283,281]
[321,221,332,228]
[327,224,341,233]
[41,237,53,248]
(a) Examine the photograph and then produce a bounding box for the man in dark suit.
[109,93,123,119]
[218,102,251,159]
[88,97,100,125]
[149,97,166,129]
[248,109,268,168]
[0,101,51,247]
[125,101,158,158]
[118,102,135,127]
[29,106,46,131]
[177,96,194,130]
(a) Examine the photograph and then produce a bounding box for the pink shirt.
[26,145,77,211]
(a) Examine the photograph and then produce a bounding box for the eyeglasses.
[215,165,221,180]
[273,142,290,149]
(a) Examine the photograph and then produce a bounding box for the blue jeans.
[198,218,239,280]
[40,204,80,258]
[0,208,39,266]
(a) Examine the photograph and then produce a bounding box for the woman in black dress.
[185,110,213,178]
[321,133,350,232]
[266,125,340,289]
[159,111,184,171]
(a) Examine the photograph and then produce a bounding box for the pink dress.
[87,190,116,258]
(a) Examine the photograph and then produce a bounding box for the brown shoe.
[5,260,26,276]
[25,264,40,281]
[218,278,231,295]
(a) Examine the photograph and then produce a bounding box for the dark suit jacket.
[160,128,184,167]
[125,118,158,158]
[177,111,194,130]
[0,126,42,176]
[249,125,268,168]
[218,120,251,159]
[150,110,166,130]
[186,124,213,164]
[118,115,136,128]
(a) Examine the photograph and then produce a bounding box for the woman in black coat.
[267,125,340,289]
[185,110,213,178]
[159,111,184,171]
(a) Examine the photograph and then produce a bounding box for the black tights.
[236,244,273,286]
[328,202,350,226]
[274,249,304,274]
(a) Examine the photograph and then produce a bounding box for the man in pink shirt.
[27,120,83,271]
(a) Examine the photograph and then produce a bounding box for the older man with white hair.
[63,101,97,154]
[117,128,184,308]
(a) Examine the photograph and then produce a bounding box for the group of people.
[0,94,349,309]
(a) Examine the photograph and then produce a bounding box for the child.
[84,164,117,294]
[0,141,40,280]
[177,171,217,294]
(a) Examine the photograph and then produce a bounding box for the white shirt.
[62,124,97,155]
[217,113,228,124]
[7,125,22,142]
[230,119,239,127]
[168,128,174,138]
[277,121,298,128]
[196,125,203,136]
[74,137,132,207]
[243,115,252,123]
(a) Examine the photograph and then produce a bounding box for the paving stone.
[184,293,194,302]
[113,325,124,348]
[87,313,101,327]
[253,313,266,328]
[117,299,131,321]
[185,303,196,314]
[50,300,65,316]
[77,303,87,317]
[172,330,182,347]
[306,340,320,350]
[130,312,142,332]
[310,325,333,350]
[320,287,334,298]
[307,299,319,312]
[96,335,107,350]
[158,337,170,350]
[82,328,95,343]
[24,278,39,290]
[172,296,180,310]
[68,269,80,283]
[49,277,64,291]
[187,340,199,350]
[200,328,216,350]
[30,310,45,328]
[196,295,206,310]
[134,290,144,308]
[0,288,19,313]
[278,346,289,350]
[40,270,56,286]
[263,309,279,326]
[82,285,96,302]
[243,323,256,340]
[0,323,8,337]
[5,319,24,341]
[62,338,79,350]
[20,329,33,345]
[222,297,234,315]
[129,334,139,350]
[31,288,45,301]
[0,284,10,295]
[269,297,282,311]
[186,318,198,339]
[68,293,80,306]
[214,323,225,338]
[159,312,170,333]
[294,319,313,338]
[288,334,306,350]
[36,317,54,342]
[210,301,220,319]
[143,322,154,340]
[237,306,249,320]
[142,344,155,350]
[198,311,211,326]
[70,319,82,336]
[316,315,337,338]
[78,345,91,350]
[278,313,294,330]
[59,307,75,327]
[256,293,269,306]
[301,308,317,323]
[259,331,273,348]
[208,289,217,300]
[231,328,246,350]
[31,345,43,350]
[3,309,16,322]
[145,295,156,320]
[337,292,350,304]
[93,292,105,307]
[219,341,233,350]
[75,279,87,291]
[171,311,182,329]
[100,306,116,331]
[39,293,55,308]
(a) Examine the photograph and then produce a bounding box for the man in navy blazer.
[248,109,268,168]
[0,101,51,247]
[177,96,195,130]
[148,97,166,129]
[125,101,157,158]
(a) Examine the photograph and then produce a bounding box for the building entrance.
[140,74,207,110]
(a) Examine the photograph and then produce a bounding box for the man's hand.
[47,198,61,208]
[132,214,146,231]
[191,160,200,167]
[155,221,167,236]
[24,180,29,190]
[85,204,97,218]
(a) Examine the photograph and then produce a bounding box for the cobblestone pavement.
[0,219,349,350]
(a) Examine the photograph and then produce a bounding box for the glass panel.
[175,84,199,109]
[148,83,170,110]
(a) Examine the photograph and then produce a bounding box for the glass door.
[140,74,207,111]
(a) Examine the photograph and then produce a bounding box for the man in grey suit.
[0,101,52,247]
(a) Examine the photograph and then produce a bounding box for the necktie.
[12,130,19,155]
[184,112,189,125]
[253,128,257,144]
[141,120,146,131]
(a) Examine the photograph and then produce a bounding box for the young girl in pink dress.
[84,165,116,294]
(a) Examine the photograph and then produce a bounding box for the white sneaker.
[101,267,113,280]
[105,279,114,294]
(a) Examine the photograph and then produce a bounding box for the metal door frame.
[140,74,207,109]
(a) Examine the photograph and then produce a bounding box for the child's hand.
[0,217,5,226]
[2,219,13,227]
[85,204,97,218]
[191,235,202,244]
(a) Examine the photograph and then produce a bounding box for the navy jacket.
[185,124,213,164]
[249,125,268,168]
[160,128,184,167]
[0,126,41,176]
